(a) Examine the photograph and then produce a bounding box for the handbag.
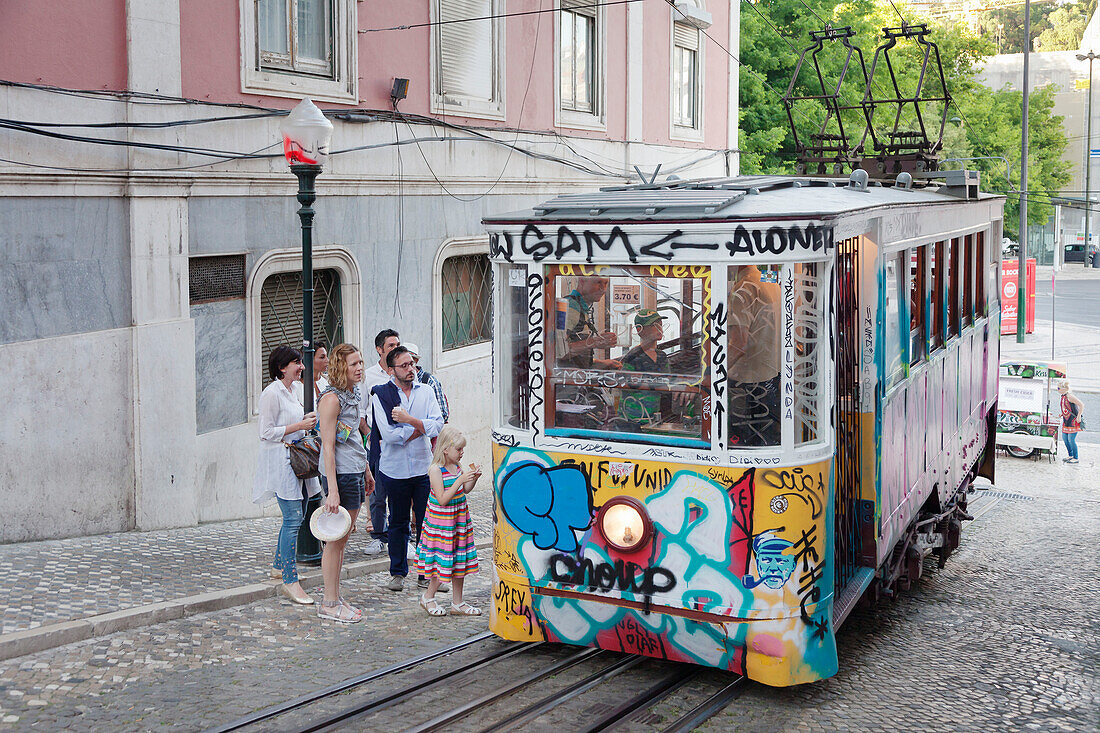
[285,432,321,479]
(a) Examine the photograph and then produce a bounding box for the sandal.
[339,597,362,620]
[318,600,361,623]
[420,595,447,617]
[450,602,482,616]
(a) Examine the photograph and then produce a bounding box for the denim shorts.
[321,473,365,512]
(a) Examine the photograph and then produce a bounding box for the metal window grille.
[259,269,344,386]
[189,255,246,304]
[441,254,492,351]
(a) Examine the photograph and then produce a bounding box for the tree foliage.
[737,0,1072,236]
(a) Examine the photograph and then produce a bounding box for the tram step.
[833,567,876,628]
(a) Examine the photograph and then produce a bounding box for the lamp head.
[280,98,333,168]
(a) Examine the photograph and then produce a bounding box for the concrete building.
[0,1,742,542]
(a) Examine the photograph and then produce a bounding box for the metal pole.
[1018,0,1031,343]
[1086,55,1094,268]
[291,162,322,565]
[292,164,320,413]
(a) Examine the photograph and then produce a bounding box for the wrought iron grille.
[189,255,246,304]
[833,236,863,597]
[442,253,493,351]
[259,269,344,386]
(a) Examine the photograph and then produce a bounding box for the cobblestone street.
[0,454,1096,731]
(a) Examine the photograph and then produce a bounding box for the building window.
[672,22,700,130]
[431,0,505,120]
[258,269,344,389]
[241,0,356,103]
[559,0,601,125]
[442,254,493,351]
[189,255,246,305]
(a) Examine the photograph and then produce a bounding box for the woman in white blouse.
[253,345,320,605]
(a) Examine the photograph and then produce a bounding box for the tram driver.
[728,265,781,446]
[617,309,696,432]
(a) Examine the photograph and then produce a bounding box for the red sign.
[1000,258,1036,335]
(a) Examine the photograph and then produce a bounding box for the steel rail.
[576,665,701,733]
[403,647,603,732]
[206,631,496,733]
[661,675,748,733]
[478,654,647,733]
[300,641,540,733]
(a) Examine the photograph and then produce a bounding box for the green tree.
[1034,1,1095,51]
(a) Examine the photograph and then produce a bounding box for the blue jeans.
[1063,430,1079,460]
[274,497,305,584]
[369,458,388,541]
[382,473,430,577]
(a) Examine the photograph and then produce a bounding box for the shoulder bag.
[285,432,321,479]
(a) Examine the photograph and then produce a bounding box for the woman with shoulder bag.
[253,345,320,604]
[1058,380,1085,464]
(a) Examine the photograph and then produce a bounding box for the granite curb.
[0,539,493,663]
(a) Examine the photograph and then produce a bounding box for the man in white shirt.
[360,328,401,555]
[371,346,444,591]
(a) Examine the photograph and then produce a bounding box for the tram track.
[208,632,746,733]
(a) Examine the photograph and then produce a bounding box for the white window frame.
[433,236,493,370]
[555,0,606,131]
[670,1,710,142]
[429,0,506,121]
[245,246,362,415]
[240,0,358,104]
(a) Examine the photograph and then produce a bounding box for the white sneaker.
[363,538,384,555]
[408,541,418,560]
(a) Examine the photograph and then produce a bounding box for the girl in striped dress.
[417,426,482,616]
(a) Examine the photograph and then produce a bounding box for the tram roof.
[482,174,1000,224]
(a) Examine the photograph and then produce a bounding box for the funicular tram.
[483,26,1004,687]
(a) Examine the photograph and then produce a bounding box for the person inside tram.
[617,309,696,432]
[728,264,782,446]
[556,276,621,370]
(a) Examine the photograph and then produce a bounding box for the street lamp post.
[1077,51,1096,268]
[281,98,333,565]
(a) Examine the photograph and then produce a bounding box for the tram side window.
[910,246,926,365]
[793,262,825,446]
[728,264,782,447]
[930,240,945,350]
[976,231,987,317]
[499,264,530,430]
[547,266,709,447]
[963,234,974,326]
[884,253,906,388]
[948,237,961,338]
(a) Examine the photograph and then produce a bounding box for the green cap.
[634,309,665,327]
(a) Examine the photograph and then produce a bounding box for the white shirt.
[371,379,444,479]
[360,361,392,426]
[252,379,321,503]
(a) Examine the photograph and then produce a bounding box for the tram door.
[833,236,863,598]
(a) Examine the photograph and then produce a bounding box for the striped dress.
[416,466,479,581]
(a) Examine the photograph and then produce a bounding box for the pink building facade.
[0,0,741,541]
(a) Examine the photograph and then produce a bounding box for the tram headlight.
[597,497,652,553]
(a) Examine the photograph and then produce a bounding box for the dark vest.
[368,381,401,471]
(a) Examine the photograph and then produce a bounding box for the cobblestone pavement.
[0,456,1096,731]
[0,481,493,636]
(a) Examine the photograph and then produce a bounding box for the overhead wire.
[359,0,645,33]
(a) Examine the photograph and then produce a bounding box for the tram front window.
[548,267,709,447]
[727,264,782,447]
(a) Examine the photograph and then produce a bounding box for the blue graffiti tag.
[499,462,593,552]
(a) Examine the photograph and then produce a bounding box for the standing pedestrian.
[402,343,450,424]
[252,345,319,606]
[316,343,376,623]
[371,346,444,592]
[1059,380,1085,464]
[417,426,481,616]
[312,340,329,403]
[361,328,401,555]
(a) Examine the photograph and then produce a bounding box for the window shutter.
[562,0,596,15]
[438,0,494,102]
[673,22,698,51]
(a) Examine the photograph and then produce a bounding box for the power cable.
[359,0,645,33]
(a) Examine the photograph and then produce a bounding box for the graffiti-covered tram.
[483,174,1002,686]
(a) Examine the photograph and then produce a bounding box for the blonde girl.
[416,426,481,616]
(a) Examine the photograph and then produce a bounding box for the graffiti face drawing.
[743,532,796,589]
